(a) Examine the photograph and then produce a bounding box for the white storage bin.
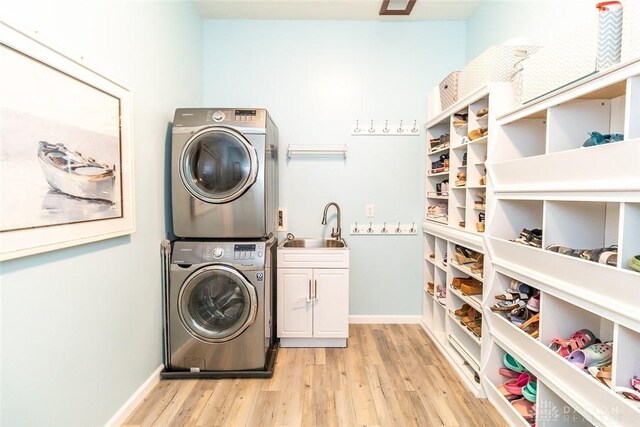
[459,45,539,100]
[522,16,599,103]
[622,0,640,61]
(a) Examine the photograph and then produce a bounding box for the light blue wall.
[203,20,466,315]
[466,0,596,61]
[0,1,202,425]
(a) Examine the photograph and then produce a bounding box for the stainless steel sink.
[281,238,347,248]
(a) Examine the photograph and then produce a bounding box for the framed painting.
[0,21,135,261]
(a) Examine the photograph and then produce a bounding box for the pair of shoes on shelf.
[451,276,477,290]
[475,193,486,209]
[476,212,485,233]
[462,152,468,166]
[426,282,435,296]
[629,255,640,272]
[468,127,488,141]
[514,228,542,248]
[454,245,479,264]
[453,112,468,128]
[582,131,623,147]
[476,107,489,118]
[549,329,600,358]
[459,220,466,228]
[460,279,483,295]
[546,244,618,266]
[479,175,487,186]
[496,355,536,420]
[612,376,640,402]
[427,204,447,219]
[436,284,446,305]
[470,254,484,277]
[455,172,466,186]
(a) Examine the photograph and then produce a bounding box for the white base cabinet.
[277,247,350,347]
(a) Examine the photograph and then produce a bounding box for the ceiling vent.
[379,0,417,16]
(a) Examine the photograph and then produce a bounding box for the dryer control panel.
[172,108,267,129]
[172,240,266,266]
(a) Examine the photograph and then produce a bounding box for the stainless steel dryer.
[171,108,278,238]
[166,238,276,372]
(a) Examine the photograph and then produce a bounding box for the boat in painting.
[37,141,116,203]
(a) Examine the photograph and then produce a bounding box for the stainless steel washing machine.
[171,108,278,239]
[165,237,276,372]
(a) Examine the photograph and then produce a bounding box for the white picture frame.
[0,21,135,261]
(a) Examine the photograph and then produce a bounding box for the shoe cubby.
[487,199,543,242]
[612,325,640,395]
[543,201,619,257]
[619,202,640,274]
[483,342,536,426]
[447,313,482,363]
[536,382,595,426]
[451,106,469,147]
[492,61,640,194]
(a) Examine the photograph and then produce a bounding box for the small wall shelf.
[287,144,347,159]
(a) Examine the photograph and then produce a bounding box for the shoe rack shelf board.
[422,221,486,396]
[482,58,640,427]
[425,82,515,236]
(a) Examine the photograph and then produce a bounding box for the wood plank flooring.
[124,324,506,426]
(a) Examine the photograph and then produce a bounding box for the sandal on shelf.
[470,324,482,337]
[503,372,532,396]
[549,329,598,358]
[503,353,527,373]
[470,254,484,276]
[495,288,529,302]
[459,221,466,228]
[587,365,612,388]
[453,303,471,317]
[526,291,541,313]
[468,127,489,141]
[546,244,618,266]
[479,175,487,186]
[509,304,530,326]
[490,299,523,312]
[500,279,532,297]
[426,282,435,295]
[475,193,486,209]
[630,255,640,272]
[455,172,467,187]
[451,277,474,289]
[632,376,640,392]
[476,107,489,118]
[514,228,542,248]
[454,245,477,264]
[522,381,537,403]
[496,383,520,401]
[566,342,613,369]
[476,212,485,233]
[460,308,480,326]
[511,398,536,421]
[460,280,483,296]
[499,367,521,379]
[613,386,640,402]
[520,313,540,333]
[582,131,623,147]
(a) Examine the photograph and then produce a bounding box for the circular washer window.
[178,265,257,343]
[179,126,258,204]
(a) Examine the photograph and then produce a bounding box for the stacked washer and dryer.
[162,108,279,378]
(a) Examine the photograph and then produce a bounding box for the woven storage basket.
[458,45,540,100]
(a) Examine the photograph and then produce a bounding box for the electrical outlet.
[366,204,375,217]
[277,208,287,231]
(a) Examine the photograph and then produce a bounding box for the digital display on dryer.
[235,110,256,116]
[234,244,256,251]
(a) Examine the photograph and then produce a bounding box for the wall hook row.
[352,119,421,136]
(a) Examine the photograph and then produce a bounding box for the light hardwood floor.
[124,324,506,426]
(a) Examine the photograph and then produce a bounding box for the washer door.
[179,126,258,204]
[178,265,257,343]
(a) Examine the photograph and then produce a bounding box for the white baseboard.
[105,364,163,427]
[349,315,421,324]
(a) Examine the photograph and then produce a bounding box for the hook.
[381,222,388,233]
[354,119,361,133]
[411,120,419,133]
[409,222,416,233]
[368,119,375,133]
[397,120,404,133]
[367,222,374,233]
[354,222,359,233]
[395,222,401,233]
[383,119,390,133]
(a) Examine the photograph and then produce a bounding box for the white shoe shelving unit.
[422,83,515,397]
[484,58,640,426]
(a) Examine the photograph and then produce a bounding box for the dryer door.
[178,265,257,343]
[179,126,258,204]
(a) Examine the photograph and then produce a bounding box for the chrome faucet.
[321,202,342,240]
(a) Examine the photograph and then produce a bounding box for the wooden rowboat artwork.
[37,141,116,203]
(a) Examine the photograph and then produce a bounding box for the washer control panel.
[172,241,268,265]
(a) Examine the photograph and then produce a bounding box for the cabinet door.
[313,269,349,338]
[277,269,313,338]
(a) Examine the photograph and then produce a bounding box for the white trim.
[349,315,421,324]
[104,364,163,427]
